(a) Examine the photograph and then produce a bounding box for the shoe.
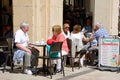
[24,69,32,75]
[55,69,62,73]
[31,68,39,74]
[74,62,79,67]
[83,60,87,67]
[1,63,5,67]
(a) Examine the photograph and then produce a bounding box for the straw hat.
[72,25,81,33]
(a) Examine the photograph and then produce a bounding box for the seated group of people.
[12,22,69,75]
[1,21,109,75]
[62,22,109,67]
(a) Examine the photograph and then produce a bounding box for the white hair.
[20,22,29,29]
[96,22,103,28]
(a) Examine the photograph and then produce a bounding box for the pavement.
[0,66,120,80]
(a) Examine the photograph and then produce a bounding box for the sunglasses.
[65,27,69,28]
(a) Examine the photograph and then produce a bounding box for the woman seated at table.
[70,24,87,67]
[46,25,69,72]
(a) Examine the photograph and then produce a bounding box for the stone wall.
[13,0,63,65]
[13,0,63,42]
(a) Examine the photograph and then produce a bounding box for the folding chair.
[66,38,74,71]
[66,38,85,71]
[48,42,64,79]
[0,38,13,73]
[35,42,64,79]
[11,38,25,73]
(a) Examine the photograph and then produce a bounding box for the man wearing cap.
[13,22,32,75]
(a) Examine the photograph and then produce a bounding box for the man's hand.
[16,43,32,53]
[25,48,31,53]
[28,44,34,48]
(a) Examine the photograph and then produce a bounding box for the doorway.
[0,0,13,38]
[63,0,92,32]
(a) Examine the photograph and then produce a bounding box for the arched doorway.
[0,0,13,38]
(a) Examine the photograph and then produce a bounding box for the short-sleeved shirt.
[62,31,70,39]
[94,27,109,41]
[14,29,29,47]
[47,33,69,54]
[70,32,84,51]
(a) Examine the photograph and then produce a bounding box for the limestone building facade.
[1,0,119,65]
[11,0,119,43]
[1,0,119,42]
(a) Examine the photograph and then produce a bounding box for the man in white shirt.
[13,22,32,75]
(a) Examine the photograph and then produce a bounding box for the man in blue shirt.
[90,23,109,43]
[88,23,109,65]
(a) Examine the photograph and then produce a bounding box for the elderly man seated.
[13,22,36,75]
[86,22,109,66]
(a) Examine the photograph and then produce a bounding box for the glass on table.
[35,41,40,44]
[40,39,46,45]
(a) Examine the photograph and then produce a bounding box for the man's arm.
[89,33,94,42]
[16,43,31,53]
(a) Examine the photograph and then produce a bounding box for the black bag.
[0,52,5,66]
[30,47,40,67]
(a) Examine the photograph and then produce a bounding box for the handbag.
[30,47,40,66]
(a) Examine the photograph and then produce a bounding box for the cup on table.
[35,41,40,44]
